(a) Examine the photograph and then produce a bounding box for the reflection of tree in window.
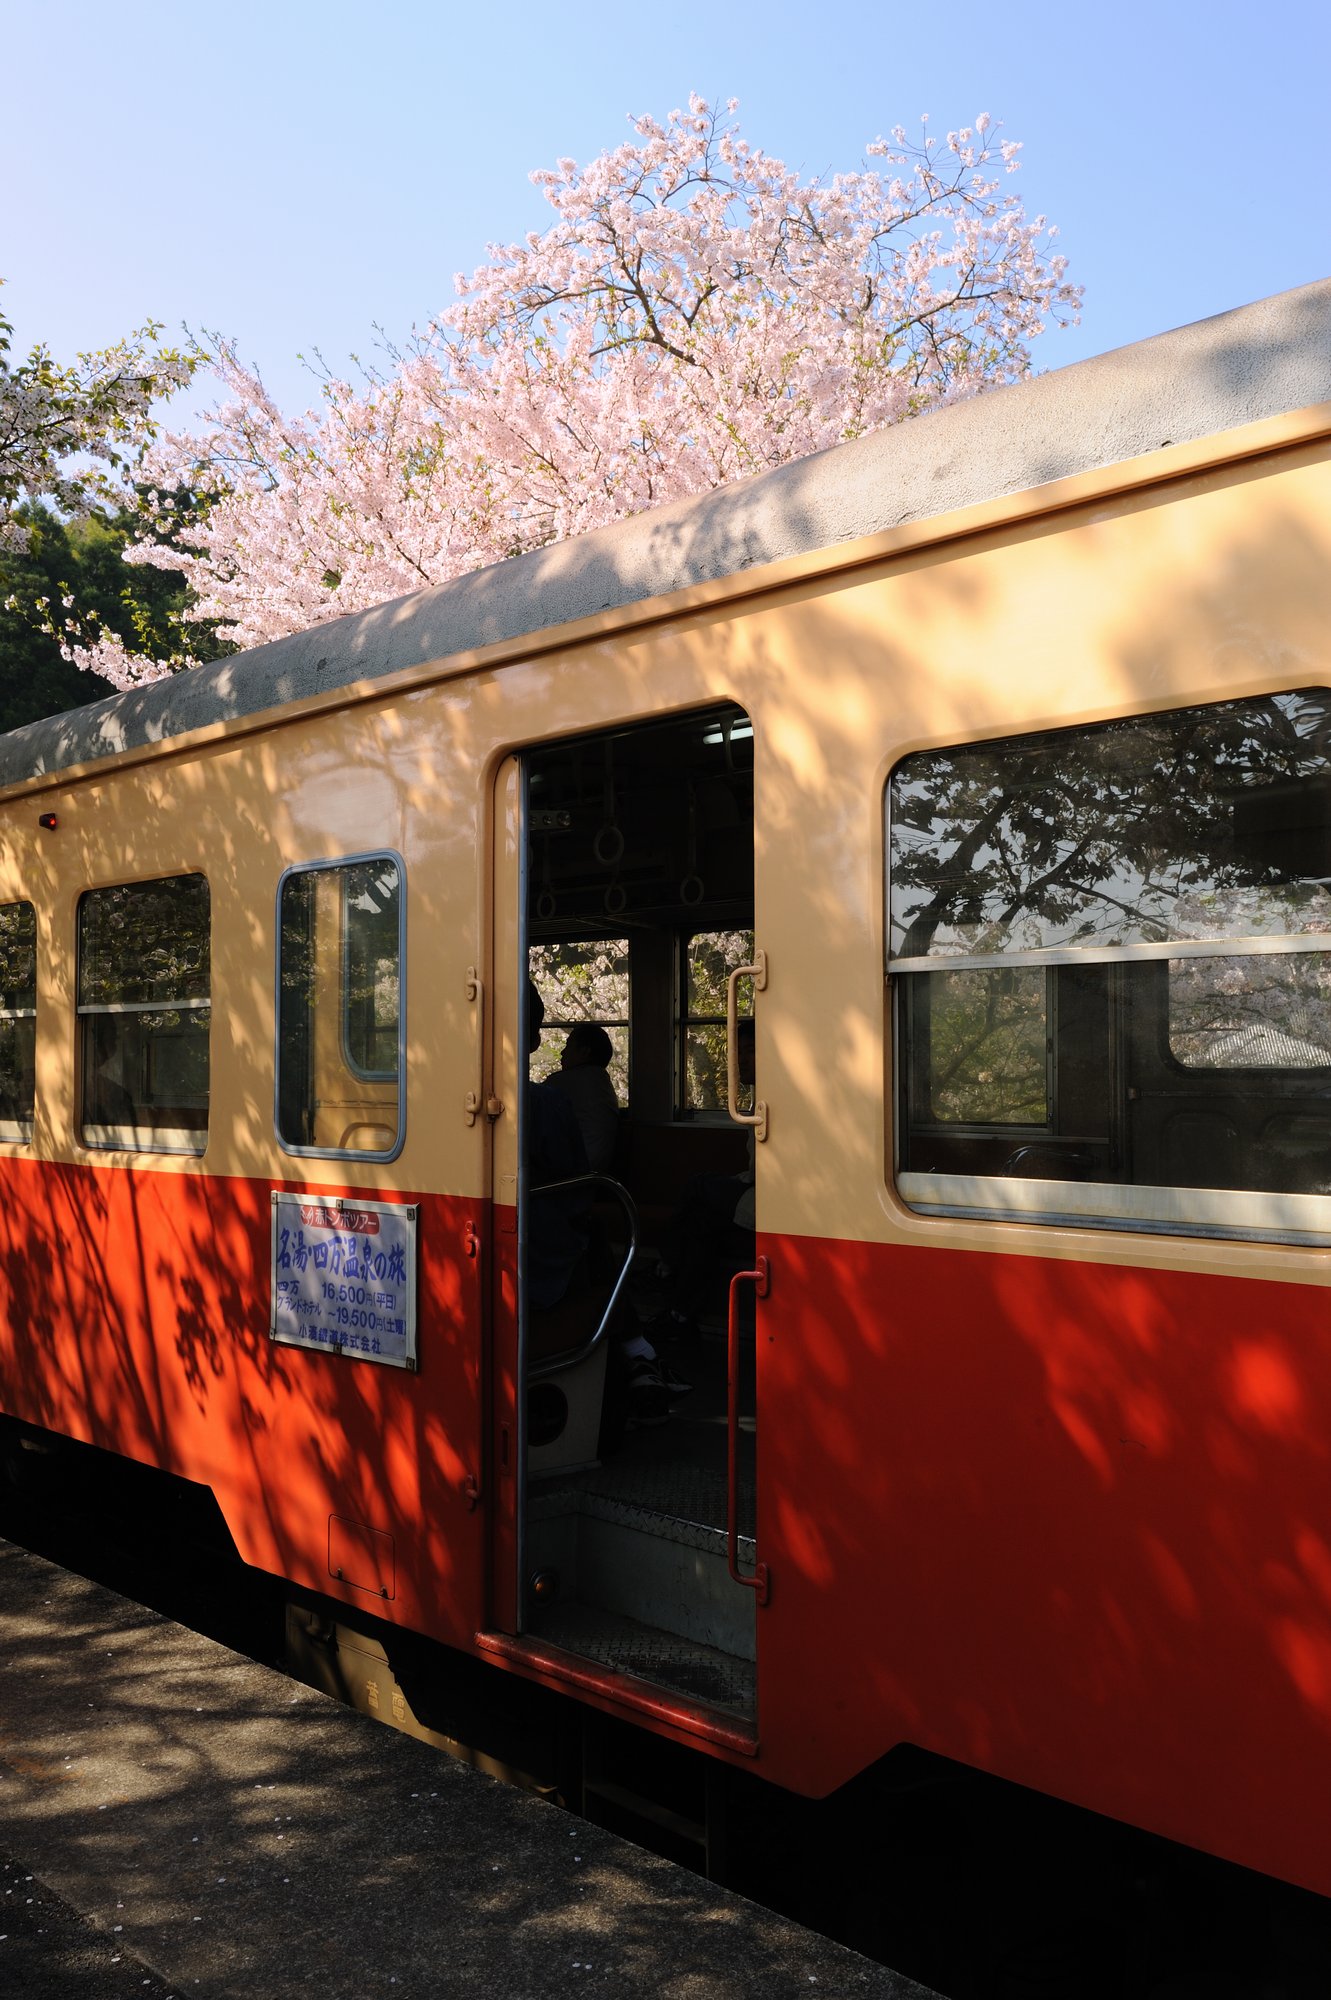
[1170,953,1331,1069]
[926,967,1048,1123]
[77,876,210,1150]
[0,901,36,1142]
[344,863,401,1079]
[891,690,1331,963]
[79,877,210,1006]
[278,858,401,1157]
[891,688,1331,1219]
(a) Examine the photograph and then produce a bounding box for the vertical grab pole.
[728,1256,770,1603]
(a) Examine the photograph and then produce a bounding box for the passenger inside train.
[544,1022,619,1173]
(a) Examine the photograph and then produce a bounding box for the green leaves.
[0,497,232,728]
[0,280,200,534]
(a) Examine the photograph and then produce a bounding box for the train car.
[2,279,1331,1902]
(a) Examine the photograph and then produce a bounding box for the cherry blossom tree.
[79,98,1080,688]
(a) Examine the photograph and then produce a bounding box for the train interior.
[518,703,760,1719]
[898,949,1331,1202]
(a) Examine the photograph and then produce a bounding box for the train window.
[0,900,36,1144]
[680,928,754,1114]
[276,855,403,1160]
[77,875,211,1152]
[528,939,629,1102]
[890,689,1331,1241]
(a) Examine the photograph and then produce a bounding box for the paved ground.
[0,1540,940,1998]
[1,1852,176,1998]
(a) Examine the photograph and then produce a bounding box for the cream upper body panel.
[745,443,1331,1288]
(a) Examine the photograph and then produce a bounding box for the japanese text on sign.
[270,1194,417,1369]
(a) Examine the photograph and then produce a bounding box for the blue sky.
[5,0,1329,420]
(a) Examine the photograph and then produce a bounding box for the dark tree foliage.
[0,496,233,735]
[0,510,113,732]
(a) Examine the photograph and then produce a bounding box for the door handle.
[726,951,768,1142]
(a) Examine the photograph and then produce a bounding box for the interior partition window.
[889,688,1331,1242]
[78,874,211,1151]
[528,938,630,1101]
[277,855,403,1159]
[679,928,754,1115]
[0,900,36,1143]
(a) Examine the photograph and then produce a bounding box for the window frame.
[76,872,212,1157]
[273,850,407,1165]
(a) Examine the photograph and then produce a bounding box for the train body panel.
[3,1154,1329,1893]
[758,1230,1331,1895]
[3,281,1331,1898]
[0,1157,488,1645]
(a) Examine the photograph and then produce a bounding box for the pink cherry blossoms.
[85,98,1080,688]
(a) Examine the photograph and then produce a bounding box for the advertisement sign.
[270,1193,417,1369]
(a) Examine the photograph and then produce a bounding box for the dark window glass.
[278,858,401,1157]
[78,875,211,1007]
[0,900,36,1143]
[78,877,210,1151]
[892,692,1331,1237]
[277,871,315,1149]
[343,863,402,1079]
[923,966,1048,1124]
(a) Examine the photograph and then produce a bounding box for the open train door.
[484,751,526,1639]
[481,713,763,1750]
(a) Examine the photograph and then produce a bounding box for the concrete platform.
[0,1541,940,1998]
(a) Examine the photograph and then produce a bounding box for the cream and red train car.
[3,280,1331,1897]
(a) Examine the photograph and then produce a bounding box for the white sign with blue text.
[270,1193,418,1370]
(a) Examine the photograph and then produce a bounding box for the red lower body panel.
[0,1157,487,1651]
[757,1231,1331,1897]
[3,1158,1329,1897]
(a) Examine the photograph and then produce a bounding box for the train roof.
[2,277,1330,791]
